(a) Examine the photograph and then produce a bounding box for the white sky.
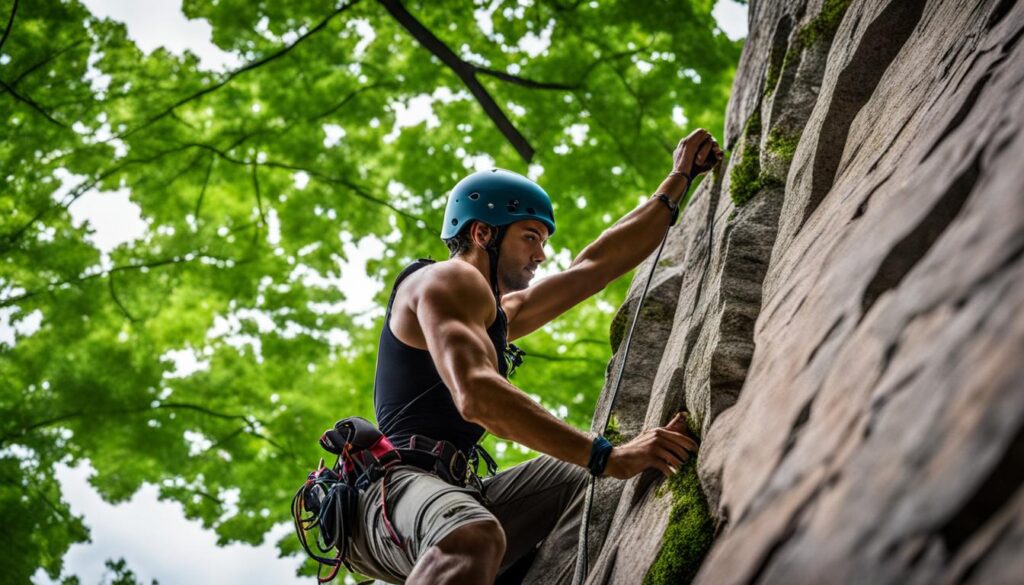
[14,1,748,583]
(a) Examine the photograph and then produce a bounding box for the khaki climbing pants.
[345,454,589,584]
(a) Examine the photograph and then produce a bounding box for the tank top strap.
[385,258,436,315]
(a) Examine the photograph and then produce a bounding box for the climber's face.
[497,220,549,292]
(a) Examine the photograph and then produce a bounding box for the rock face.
[526,0,1024,583]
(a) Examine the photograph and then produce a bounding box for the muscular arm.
[504,129,722,340]
[503,172,690,340]
[416,262,592,467]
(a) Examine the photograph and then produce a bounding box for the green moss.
[684,411,699,437]
[797,0,853,47]
[765,0,852,101]
[728,110,763,207]
[604,413,625,446]
[643,459,716,585]
[609,309,627,353]
[765,128,800,163]
[729,140,762,206]
[729,110,791,207]
[763,57,783,98]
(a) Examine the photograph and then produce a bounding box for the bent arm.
[504,172,692,340]
[417,267,593,466]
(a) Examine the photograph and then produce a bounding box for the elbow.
[452,372,497,425]
[455,394,484,425]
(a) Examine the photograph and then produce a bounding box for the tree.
[0,0,740,580]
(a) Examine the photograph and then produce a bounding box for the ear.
[470,222,495,249]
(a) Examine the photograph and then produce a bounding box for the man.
[347,128,723,584]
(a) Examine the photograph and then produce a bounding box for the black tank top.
[373,259,509,454]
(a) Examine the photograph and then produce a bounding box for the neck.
[455,249,503,296]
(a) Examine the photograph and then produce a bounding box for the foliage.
[0,0,740,580]
[644,458,715,585]
[101,559,159,585]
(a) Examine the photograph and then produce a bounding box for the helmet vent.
[451,219,458,226]
[526,207,535,214]
[469,192,480,200]
[506,199,519,212]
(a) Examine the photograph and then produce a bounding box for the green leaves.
[1,0,740,579]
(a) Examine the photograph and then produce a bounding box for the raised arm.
[503,129,722,340]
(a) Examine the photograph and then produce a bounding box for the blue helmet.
[440,168,556,240]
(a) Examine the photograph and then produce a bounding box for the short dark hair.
[443,221,499,258]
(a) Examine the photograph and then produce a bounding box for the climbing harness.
[572,140,720,584]
[291,416,496,582]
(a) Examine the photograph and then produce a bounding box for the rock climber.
[347,128,723,584]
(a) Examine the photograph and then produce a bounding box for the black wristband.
[652,194,680,226]
[587,435,614,477]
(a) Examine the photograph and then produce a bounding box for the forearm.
[571,172,692,283]
[462,372,593,467]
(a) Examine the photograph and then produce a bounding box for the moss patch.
[729,109,789,207]
[604,413,625,446]
[767,0,853,101]
[609,307,628,353]
[643,459,716,585]
[798,0,854,47]
[765,128,800,163]
[763,54,783,99]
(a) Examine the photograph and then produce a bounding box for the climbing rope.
[572,155,717,584]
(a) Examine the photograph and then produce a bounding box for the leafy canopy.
[0,0,740,580]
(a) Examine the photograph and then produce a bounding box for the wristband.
[587,435,614,477]
[668,170,692,182]
[652,194,680,226]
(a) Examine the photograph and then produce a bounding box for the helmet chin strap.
[484,226,508,300]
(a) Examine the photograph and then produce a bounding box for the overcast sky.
[14,1,748,583]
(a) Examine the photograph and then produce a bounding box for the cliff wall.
[526,1,1024,583]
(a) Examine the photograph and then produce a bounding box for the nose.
[534,244,547,264]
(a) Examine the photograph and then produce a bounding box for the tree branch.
[194,154,216,222]
[378,0,537,162]
[517,351,605,365]
[251,163,267,228]
[120,0,363,139]
[474,66,576,90]
[4,39,85,90]
[313,80,399,120]
[181,139,430,226]
[1,401,296,460]
[0,145,197,251]
[108,271,138,322]
[0,0,16,55]
[0,251,254,308]
[0,77,67,127]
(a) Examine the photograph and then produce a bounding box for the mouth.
[525,266,537,277]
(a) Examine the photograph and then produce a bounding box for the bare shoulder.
[391,260,494,348]
[412,260,493,317]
